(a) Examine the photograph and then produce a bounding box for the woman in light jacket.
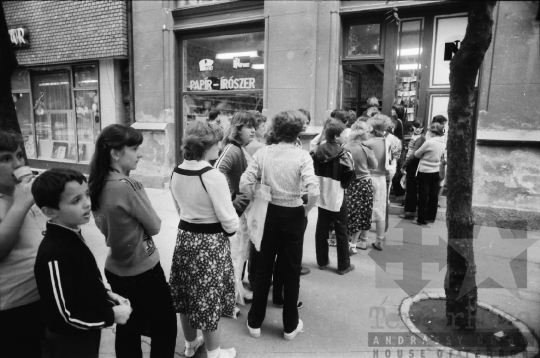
[414,123,447,225]
[241,110,319,341]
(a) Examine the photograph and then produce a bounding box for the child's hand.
[107,291,130,306]
[13,177,35,208]
[112,304,133,325]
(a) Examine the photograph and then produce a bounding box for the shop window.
[347,23,382,57]
[177,0,225,7]
[182,31,264,129]
[11,63,100,163]
[395,19,423,122]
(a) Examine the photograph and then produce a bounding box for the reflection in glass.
[13,93,36,158]
[183,93,263,130]
[74,90,99,162]
[31,71,76,161]
[395,19,423,122]
[74,65,98,89]
[347,24,381,56]
[183,32,265,91]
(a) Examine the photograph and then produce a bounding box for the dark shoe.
[398,213,415,219]
[300,266,311,275]
[413,220,427,226]
[337,264,355,275]
[372,242,383,251]
[273,302,303,309]
[318,260,330,270]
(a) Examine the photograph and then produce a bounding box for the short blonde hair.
[349,121,371,141]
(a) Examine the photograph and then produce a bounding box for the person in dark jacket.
[32,169,132,358]
[313,121,356,275]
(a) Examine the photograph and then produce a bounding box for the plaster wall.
[473,1,540,230]
[131,0,176,188]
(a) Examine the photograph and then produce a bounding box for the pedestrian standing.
[313,121,356,274]
[241,110,319,340]
[414,123,447,225]
[399,119,424,219]
[0,130,47,358]
[365,116,389,251]
[169,121,238,358]
[344,121,378,253]
[89,124,177,358]
[214,111,256,307]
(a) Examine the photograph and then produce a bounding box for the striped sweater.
[34,222,114,335]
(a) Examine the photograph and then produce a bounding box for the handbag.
[246,147,272,252]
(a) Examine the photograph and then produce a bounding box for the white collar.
[180,160,212,169]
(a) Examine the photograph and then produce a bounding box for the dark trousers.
[315,198,350,271]
[45,328,100,358]
[417,172,441,222]
[105,262,177,358]
[248,241,258,289]
[248,204,307,334]
[404,159,420,213]
[392,162,406,198]
[0,300,45,358]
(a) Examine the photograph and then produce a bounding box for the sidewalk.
[79,188,540,358]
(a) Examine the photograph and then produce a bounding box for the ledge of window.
[131,122,169,132]
[172,0,263,20]
[476,130,540,147]
[339,0,448,14]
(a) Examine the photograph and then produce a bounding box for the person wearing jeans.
[240,111,319,340]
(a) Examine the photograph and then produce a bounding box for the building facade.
[4,0,131,173]
[5,1,539,230]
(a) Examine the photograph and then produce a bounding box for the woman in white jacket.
[413,123,447,225]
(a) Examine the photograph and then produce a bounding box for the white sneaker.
[185,336,204,357]
[218,348,237,358]
[247,321,261,338]
[284,319,304,341]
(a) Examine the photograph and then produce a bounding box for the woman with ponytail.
[89,124,177,358]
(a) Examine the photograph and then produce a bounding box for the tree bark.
[445,1,496,331]
[0,1,21,133]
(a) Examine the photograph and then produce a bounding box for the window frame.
[342,17,386,61]
[13,62,100,164]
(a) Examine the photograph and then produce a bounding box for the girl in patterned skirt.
[344,121,378,254]
[169,121,238,358]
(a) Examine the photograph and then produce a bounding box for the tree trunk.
[445,1,496,331]
[0,1,21,133]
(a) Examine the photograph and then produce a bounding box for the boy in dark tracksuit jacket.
[32,169,132,358]
[313,120,356,275]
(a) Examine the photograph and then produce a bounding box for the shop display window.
[11,63,100,163]
[182,31,264,129]
[395,19,423,122]
[347,23,381,57]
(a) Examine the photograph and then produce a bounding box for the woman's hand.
[107,291,130,306]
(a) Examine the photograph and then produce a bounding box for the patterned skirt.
[169,229,235,332]
[371,175,387,222]
[346,178,374,234]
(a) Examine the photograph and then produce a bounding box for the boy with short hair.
[32,168,132,358]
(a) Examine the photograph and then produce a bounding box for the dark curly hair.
[271,110,305,143]
[0,130,23,153]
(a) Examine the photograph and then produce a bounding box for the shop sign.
[188,76,256,91]
[232,57,250,69]
[199,59,214,71]
[444,40,460,61]
[9,27,30,48]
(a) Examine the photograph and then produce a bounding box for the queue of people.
[0,101,447,357]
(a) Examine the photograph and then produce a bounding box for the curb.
[399,293,539,358]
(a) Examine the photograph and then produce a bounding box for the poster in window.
[428,94,449,124]
[430,15,467,88]
[66,144,78,160]
[51,142,68,159]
